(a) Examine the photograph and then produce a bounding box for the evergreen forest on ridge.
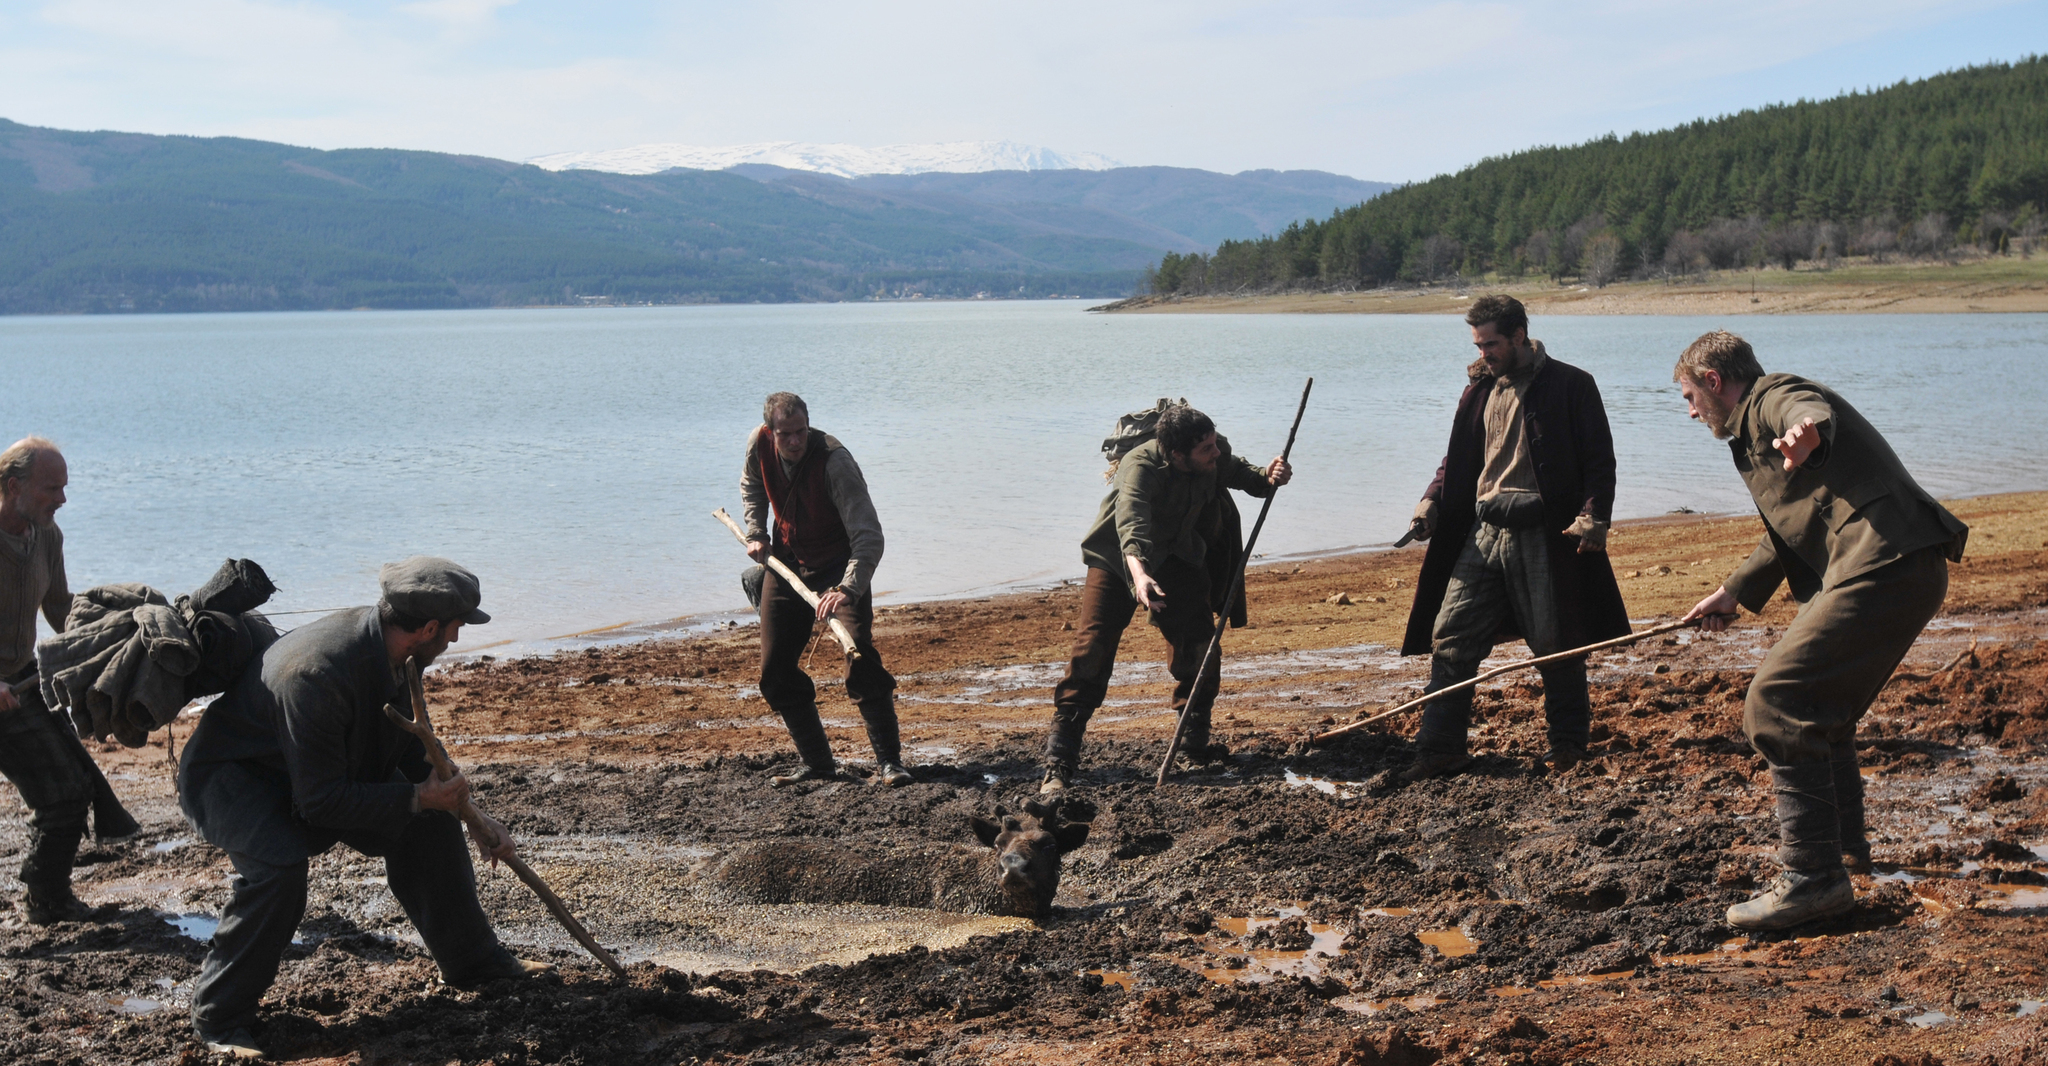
[1147,57,2048,296]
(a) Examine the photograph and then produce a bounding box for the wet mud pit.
[5,495,2048,1064]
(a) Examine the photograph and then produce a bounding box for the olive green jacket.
[1721,373,1968,611]
[1080,437,1274,586]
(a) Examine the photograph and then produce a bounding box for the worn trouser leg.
[834,587,902,767]
[0,685,96,906]
[342,811,504,982]
[1047,567,1138,771]
[192,852,309,1039]
[1831,740,1868,868]
[1155,559,1220,748]
[757,564,835,771]
[1422,517,1571,756]
[1771,763,1843,871]
[1744,547,1949,869]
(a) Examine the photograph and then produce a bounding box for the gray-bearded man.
[178,557,547,1059]
[1676,330,1967,931]
[741,392,912,787]
[0,436,139,924]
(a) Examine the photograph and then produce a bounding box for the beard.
[1691,386,1734,439]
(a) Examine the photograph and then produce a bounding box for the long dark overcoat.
[1400,355,1632,656]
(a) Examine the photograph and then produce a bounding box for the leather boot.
[21,824,91,925]
[771,703,838,786]
[1538,658,1591,755]
[1727,764,1855,930]
[1041,714,1087,793]
[1412,662,1474,762]
[1831,741,1871,873]
[858,703,914,787]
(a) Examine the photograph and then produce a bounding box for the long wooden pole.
[1156,378,1313,786]
[1309,616,1716,745]
[385,658,628,979]
[713,508,860,660]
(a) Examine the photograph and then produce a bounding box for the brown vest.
[754,427,850,568]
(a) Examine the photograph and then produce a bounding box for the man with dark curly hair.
[1040,404,1292,792]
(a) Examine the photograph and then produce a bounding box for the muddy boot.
[21,824,91,925]
[1536,745,1587,775]
[857,704,913,786]
[201,1028,264,1060]
[1727,867,1855,931]
[1175,705,1228,765]
[1728,763,1854,931]
[1041,713,1087,793]
[770,703,838,787]
[1401,750,1474,782]
[1831,741,1871,873]
[1538,658,1591,756]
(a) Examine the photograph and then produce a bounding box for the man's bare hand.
[1683,587,1741,633]
[1265,457,1293,487]
[1126,554,1167,612]
[0,686,18,713]
[468,812,517,865]
[416,770,472,813]
[1773,417,1821,472]
[745,538,769,563]
[815,589,847,621]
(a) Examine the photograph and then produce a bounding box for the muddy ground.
[4,493,2047,1065]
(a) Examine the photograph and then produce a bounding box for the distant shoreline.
[1093,258,2048,315]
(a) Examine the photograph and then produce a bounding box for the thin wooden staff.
[1310,616,1721,745]
[1157,377,1313,786]
[383,657,627,979]
[713,508,860,660]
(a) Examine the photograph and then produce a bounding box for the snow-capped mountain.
[526,140,1124,178]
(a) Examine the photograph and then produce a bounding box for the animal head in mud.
[969,796,1094,918]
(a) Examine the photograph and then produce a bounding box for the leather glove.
[1409,499,1438,542]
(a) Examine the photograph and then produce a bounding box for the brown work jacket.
[1402,354,1631,656]
[1720,373,1969,611]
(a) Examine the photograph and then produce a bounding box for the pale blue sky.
[1,0,2043,182]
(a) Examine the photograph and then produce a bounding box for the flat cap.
[378,556,490,625]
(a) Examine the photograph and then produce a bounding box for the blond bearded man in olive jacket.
[1677,330,1967,932]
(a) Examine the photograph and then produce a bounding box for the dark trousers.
[1746,547,1948,870]
[1417,520,1590,756]
[1046,560,1219,770]
[757,559,900,766]
[192,809,504,1039]
[0,678,93,834]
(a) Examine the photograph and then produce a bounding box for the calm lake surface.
[2,302,2041,658]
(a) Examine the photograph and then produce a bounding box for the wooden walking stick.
[712,508,861,660]
[1308,615,1727,746]
[383,657,628,979]
[1156,377,1313,786]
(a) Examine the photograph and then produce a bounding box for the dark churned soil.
[4,495,2047,1065]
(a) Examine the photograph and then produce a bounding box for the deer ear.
[970,815,1003,847]
[1054,820,1092,853]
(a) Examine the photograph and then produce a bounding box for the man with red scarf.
[741,392,912,787]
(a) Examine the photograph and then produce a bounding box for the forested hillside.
[0,120,1384,314]
[1148,57,2048,296]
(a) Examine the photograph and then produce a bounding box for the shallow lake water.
[2,302,2040,657]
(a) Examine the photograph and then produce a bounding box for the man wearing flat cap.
[177,556,548,1059]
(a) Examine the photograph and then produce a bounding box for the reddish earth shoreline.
[3,493,2045,1064]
